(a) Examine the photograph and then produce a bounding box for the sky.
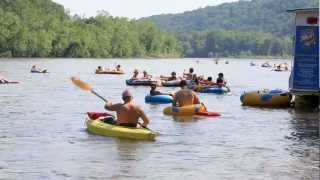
[53,0,239,19]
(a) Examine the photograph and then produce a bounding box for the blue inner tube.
[126,79,155,86]
[145,94,173,103]
[162,80,192,87]
[200,86,228,94]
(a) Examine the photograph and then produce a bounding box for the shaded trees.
[0,0,182,58]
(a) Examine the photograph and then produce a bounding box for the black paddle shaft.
[91,90,108,103]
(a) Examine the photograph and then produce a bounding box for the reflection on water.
[0,58,319,179]
[287,110,319,155]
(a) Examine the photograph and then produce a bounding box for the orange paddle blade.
[71,77,93,92]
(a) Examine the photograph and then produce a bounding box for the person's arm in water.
[137,107,150,127]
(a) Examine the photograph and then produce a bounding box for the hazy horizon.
[53,0,239,19]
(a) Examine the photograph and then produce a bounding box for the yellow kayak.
[86,118,157,140]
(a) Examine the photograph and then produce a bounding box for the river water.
[0,58,319,180]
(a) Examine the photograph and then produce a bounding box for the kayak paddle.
[71,77,108,102]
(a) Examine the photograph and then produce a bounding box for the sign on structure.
[288,8,319,95]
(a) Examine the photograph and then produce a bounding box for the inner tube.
[31,70,47,73]
[273,69,288,72]
[126,79,157,86]
[240,89,292,107]
[261,64,272,68]
[163,104,220,117]
[162,80,181,87]
[95,71,124,74]
[162,80,192,87]
[0,81,19,84]
[145,94,173,103]
[199,86,228,94]
[163,104,203,116]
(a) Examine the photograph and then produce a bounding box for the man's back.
[113,102,141,125]
[173,88,199,107]
[105,90,150,127]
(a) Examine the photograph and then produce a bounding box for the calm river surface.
[0,58,319,180]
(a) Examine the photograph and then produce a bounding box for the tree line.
[1,0,315,58]
[179,30,292,58]
[0,0,182,58]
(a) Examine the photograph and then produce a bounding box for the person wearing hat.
[104,90,150,128]
[173,80,200,107]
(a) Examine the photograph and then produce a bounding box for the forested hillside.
[0,0,182,58]
[143,0,316,36]
[142,0,317,58]
[179,30,292,58]
[0,0,317,58]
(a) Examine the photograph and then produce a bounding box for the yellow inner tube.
[163,104,205,116]
[241,90,291,107]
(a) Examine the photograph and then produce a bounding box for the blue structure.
[288,8,319,95]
